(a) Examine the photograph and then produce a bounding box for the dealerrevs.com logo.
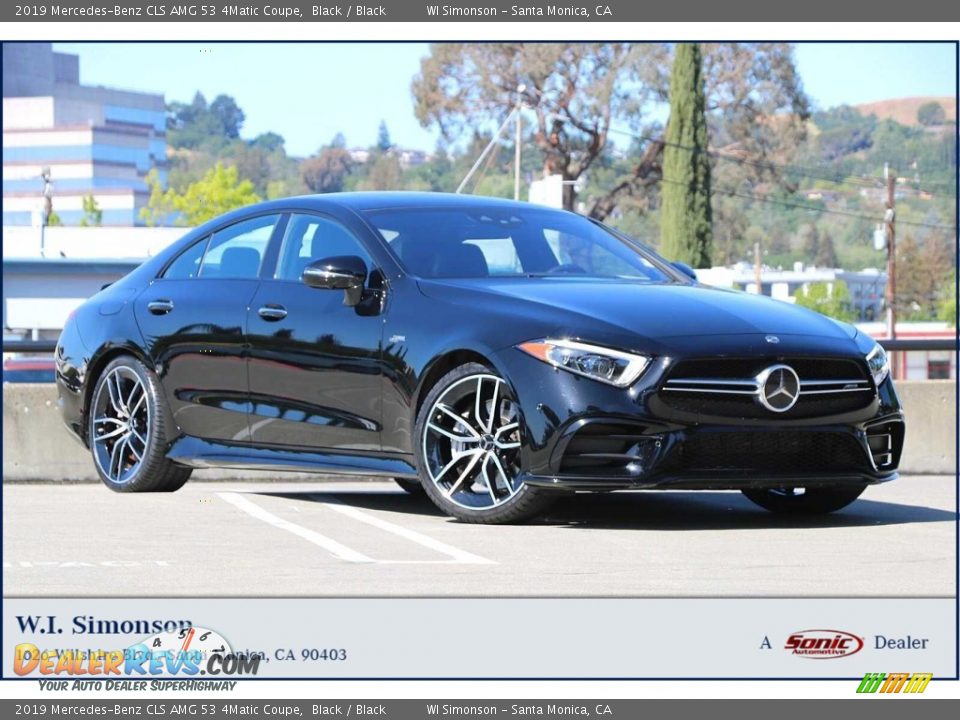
[785,630,864,658]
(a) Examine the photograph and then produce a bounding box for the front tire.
[742,485,866,514]
[88,356,191,492]
[415,362,554,524]
[394,478,424,495]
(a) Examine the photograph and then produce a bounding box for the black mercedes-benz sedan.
[56,192,905,523]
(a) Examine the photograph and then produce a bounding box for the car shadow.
[253,488,955,531]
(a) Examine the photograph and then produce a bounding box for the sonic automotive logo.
[784,629,864,658]
[13,626,260,677]
[857,672,933,694]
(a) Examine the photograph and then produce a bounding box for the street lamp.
[40,166,54,258]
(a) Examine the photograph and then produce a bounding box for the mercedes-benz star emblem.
[756,364,800,413]
[765,335,780,344]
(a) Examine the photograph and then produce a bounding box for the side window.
[275,214,373,282]
[544,228,663,279]
[198,214,279,279]
[162,238,208,279]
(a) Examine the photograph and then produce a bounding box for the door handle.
[258,305,288,321]
[147,299,174,315]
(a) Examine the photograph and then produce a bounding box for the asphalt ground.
[3,475,955,597]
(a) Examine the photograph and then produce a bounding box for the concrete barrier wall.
[3,381,956,482]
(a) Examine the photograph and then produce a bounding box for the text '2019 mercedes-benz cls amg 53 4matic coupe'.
[56,192,905,523]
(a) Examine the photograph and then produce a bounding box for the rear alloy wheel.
[415,363,554,524]
[742,485,866,515]
[89,356,191,492]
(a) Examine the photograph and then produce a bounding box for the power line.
[607,126,957,196]
[659,176,957,231]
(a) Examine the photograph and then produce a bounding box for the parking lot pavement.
[4,475,956,597]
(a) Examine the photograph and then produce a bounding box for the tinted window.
[365,207,674,282]
[163,238,208,279]
[198,214,279,279]
[275,214,372,282]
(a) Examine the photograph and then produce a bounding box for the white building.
[697,262,886,322]
[3,43,167,227]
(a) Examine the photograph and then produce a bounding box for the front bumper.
[497,345,905,493]
[523,470,898,492]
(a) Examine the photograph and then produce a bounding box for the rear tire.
[742,485,866,514]
[415,362,554,524]
[88,356,191,493]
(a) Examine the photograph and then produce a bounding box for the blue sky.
[55,42,956,157]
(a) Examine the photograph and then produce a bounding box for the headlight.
[517,338,650,387]
[866,343,890,386]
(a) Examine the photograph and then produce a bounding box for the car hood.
[417,277,856,344]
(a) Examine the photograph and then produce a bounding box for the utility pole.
[884,162,898,377]
[514,84,525,201]
[455,107,517,195]
[754,241,763,295]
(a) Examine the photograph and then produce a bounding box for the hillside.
[855,96,956,126]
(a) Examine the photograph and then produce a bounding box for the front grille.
[669,357,867,380]
[658,356,874,420]
[557,422,661,478]
[671,431,869,474]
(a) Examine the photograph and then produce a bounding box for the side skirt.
[165,436,418,478]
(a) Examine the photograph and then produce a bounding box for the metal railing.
[2,338,957,355]
[3,340,58,353]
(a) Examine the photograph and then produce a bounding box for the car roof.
[259,191,564,214]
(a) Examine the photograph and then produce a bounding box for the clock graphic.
[130,626,232,659]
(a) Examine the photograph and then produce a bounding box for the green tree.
[660,43,712,267]
[414,43,806,215]
[301,146,354,194]
[167,92,245,150]
[939,274,956,327]
[815,231,838,268]
[917,101,946,127]
[896,233,955,320]
[249,132,285,152]
[794,281,856,322]
[798,223,819,260]
[140,163,260,227]
[360,154,403,190]
[377,121,392,152]
[79,194,102,227]
[209,94,245,139]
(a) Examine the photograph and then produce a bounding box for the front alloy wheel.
[415,363,554,523]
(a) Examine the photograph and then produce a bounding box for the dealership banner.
[0,700,955,717]
[4,598,955,679]
[4,0,959,23]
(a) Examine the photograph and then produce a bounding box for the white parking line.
[217,492,375,564]
[311,495,495,565]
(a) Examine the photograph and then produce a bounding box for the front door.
[246,213,384,451]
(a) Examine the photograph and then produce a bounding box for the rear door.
[135,213,281,442]
[245,212,384,451]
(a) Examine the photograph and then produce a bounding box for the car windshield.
[363,206,678,282]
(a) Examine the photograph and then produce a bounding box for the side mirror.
[671,261,697,281]
[302,255,368,306]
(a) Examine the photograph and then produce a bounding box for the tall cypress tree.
[660,43,712,268]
